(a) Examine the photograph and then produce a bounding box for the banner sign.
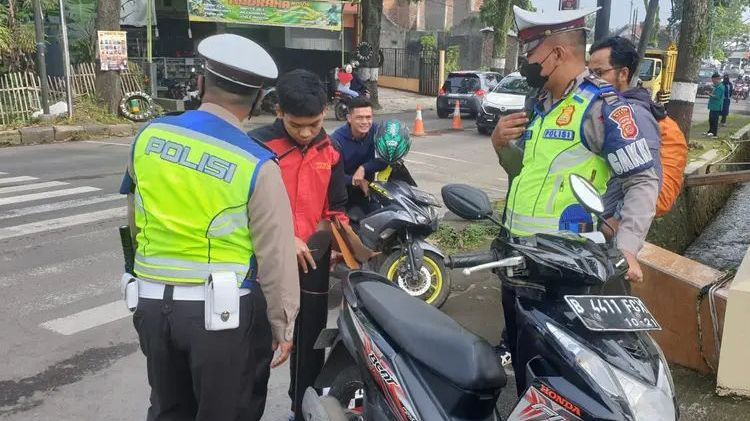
[98,31,128,71]
[188,0,343,31]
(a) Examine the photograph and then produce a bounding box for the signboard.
[188,0,343,31]
[559,0,579,10]
[97,31,128,71]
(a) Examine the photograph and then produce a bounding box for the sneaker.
[706,132,715,137]
[493,343,513,367]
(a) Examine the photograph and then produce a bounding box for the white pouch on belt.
[121,273,138,312]
[205,272,240,331]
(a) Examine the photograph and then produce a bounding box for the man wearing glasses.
[490,6,659,391]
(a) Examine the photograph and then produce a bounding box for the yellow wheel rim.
[385,255,444,304]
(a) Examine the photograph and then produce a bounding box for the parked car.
[436,71,502,118]
[476,72,529,135]
[696,67,717,97]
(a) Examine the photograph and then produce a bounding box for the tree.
[479,0,532,67]
[666,0,710,139]
[95,0,122,114]
[359,0,384,108]
[0,0,56,72]
[67,0,97,64]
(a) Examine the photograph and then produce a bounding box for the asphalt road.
[0,101,739,420]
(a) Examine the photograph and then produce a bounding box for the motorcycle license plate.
[564,295,661,332]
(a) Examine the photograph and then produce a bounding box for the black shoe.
[493,343,512,367]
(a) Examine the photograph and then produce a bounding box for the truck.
[637,43,678,104]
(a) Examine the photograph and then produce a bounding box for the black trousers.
[289,247,331,419]
[133,286,273,421]
[709,110,721,135]
[501,285,527,396]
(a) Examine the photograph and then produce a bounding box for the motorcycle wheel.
[381,250,451,308]
[329,366,364,413]
[334,101,349,121]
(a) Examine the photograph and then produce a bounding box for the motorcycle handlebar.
[445,251,498,269]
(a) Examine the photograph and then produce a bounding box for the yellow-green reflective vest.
[506,83,611,237]
[130,111,273,285]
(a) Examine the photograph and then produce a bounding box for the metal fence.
[379,48,440,96]
[380,48,422,79]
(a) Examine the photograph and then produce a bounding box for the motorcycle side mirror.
[569,174,604,215]
[441,184,493,220]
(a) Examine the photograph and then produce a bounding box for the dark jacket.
[331,123,388,184]
[250,119,349,242]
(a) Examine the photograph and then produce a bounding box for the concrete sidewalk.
[376,87,435,114]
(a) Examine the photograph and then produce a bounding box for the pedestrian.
[721,74,733,126]
[706,72,725,137]
[330,96,387,214]
[249,69,349,421]
[490,6,659,393]
[119,34,299,421]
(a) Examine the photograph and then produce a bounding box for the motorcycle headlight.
[547,323,676,421]
[411,189,440,207]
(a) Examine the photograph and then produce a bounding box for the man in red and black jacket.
[249,69,348,421]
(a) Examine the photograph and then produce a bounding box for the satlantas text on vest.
[145,138,237,183]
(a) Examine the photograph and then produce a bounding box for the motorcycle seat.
[353,279,506,391]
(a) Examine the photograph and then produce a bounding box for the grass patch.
[432,199,506,253]
[432,221,501,254]
[688,115,750,160]
[1,95,164,130]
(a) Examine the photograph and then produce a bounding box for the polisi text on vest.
[145,137,237,183]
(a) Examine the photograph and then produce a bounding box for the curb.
[0,122,143,147]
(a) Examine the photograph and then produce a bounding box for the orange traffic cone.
[452,100,463,130]
[413,105,426,136]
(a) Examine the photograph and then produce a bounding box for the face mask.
[520,49,557,89]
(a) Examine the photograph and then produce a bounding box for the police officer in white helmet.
[120,34,299,420]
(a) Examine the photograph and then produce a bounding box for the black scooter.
[351,174,451,308]
[303,175,677,421]
[443,175,678,421]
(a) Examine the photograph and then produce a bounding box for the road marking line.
[0,193,122,220]
[82,140,131,147]
[0,206,126,241]
[0,186,101,206]
[40,300,131,335]
[0,181,68,195]
[0,176,38,185]
[404,159,429,165]
[0,172,6,175]
[410,151,474,164]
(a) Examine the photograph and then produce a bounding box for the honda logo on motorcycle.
[539,384,582,417]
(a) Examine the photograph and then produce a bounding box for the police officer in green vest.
[119,34,299,421]
[490,7,659,391]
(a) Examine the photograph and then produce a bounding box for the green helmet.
[374,120,411,164]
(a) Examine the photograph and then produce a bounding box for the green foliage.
[66,0,97,64]
[479,0,533,58]
[433,222,501,253]
[420,34,437,52]
[446,45,460,74]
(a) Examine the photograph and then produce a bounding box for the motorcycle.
[350,171,451,308]
[301,271,505,421]
[304,175,677,421]
[442,176,677,420]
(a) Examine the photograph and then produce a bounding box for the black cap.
[712,72,721,78]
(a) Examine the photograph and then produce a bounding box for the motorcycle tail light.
[439,88,446,96]
[475,89,486,97]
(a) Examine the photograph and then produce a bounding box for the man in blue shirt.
[331,97,387,211]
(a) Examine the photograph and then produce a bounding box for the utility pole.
[32,0,50,115]
[58,0,73,118]
[666,0,710,139]
[595,0,611,42]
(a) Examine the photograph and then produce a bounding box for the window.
[492,76,530,95]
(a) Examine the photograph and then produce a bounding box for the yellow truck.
[637,43,678,104]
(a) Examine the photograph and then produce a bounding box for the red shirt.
[338,71,353,85]
[250,120,349,242]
